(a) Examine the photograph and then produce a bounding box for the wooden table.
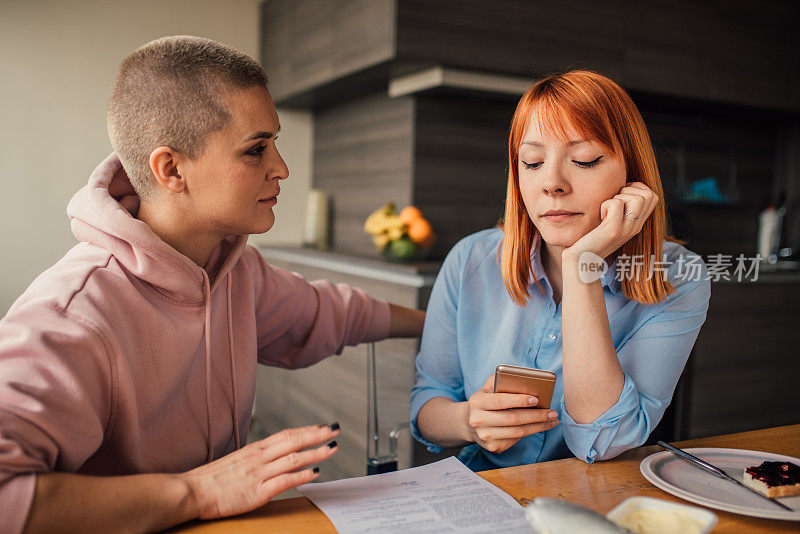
[168,424,800,533]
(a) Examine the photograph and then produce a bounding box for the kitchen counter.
[258,245,440,289]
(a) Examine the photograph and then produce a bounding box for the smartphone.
[493,364,556,409]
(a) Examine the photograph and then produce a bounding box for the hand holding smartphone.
[493,364,556,409]
[465,366,560,454]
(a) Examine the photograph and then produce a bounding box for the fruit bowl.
[364,203,435,262]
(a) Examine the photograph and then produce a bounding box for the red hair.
[499,70,678,306]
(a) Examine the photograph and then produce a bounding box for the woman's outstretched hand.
[465,375,560,454]
[180,424,340,520]
[564,181,659,262]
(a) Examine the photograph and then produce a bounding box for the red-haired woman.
[410,70,710,470]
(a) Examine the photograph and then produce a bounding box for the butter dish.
[606,496,717,534]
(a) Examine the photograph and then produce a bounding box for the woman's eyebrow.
[241,125,282,143]
[520,139,587,147]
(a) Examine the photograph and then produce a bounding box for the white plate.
[640,448,800,521]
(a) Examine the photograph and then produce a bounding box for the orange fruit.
[399,206,424,224]
[407,218,434,249]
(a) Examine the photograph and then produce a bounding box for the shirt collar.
[529,237,623,296]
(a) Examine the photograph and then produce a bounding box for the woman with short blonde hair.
[411,70,710,470]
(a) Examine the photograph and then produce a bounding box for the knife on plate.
[657,441,794,512]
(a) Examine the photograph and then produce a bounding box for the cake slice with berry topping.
[743,461,800,498]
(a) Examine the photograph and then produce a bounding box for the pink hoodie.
[0,153,390,533]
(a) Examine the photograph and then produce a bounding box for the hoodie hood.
[67,153,247,304]
[68,152,251,462]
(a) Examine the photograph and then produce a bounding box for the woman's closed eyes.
[521,155,604,171]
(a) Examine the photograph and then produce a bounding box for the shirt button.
[549,333,557,340]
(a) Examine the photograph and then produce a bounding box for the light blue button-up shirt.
[410,228,710,471]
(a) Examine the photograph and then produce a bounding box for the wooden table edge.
[167,424,800,533]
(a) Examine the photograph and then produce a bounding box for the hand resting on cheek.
[564,181,659,262]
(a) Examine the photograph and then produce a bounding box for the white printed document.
[297,456,531,533]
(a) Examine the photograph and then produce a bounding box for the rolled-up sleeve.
[560,261,711,463]
[410,240,469,453]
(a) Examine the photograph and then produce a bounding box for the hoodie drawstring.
[203,274,214,463]
[202,272,242,463]
[226,272,240,450]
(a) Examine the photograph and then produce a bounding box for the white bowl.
[606,496,718,534]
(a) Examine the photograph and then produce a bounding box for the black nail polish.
[328,422,340,432]
[327,440,337,449]
[312,467,320,474]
